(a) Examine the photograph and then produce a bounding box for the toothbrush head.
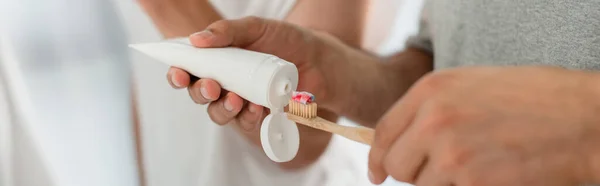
[289,91,317,118]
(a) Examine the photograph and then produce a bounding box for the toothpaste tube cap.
[260,110,299,162]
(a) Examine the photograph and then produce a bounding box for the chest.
[426,0,600,70]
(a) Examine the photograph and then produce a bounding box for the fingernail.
[171,75,181,88]
[190,30,214,40]
[224,99,234,112]
[200,87,212,100]
[368,170,375,184]
[248,104,257,113]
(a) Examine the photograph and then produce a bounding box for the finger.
[188,79,221,104]
[382,119,428,183]
[189,16,270,48]
[167,67,191,89]
[207,92,244,125]
[369,73,445,184]
[368,87,432,184]
[236,103,265,131]
[414,162,450,186]
[382,103,445,183]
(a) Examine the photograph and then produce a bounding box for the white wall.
[0,73,13,186]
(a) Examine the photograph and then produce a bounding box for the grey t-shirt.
[408,0,600,70]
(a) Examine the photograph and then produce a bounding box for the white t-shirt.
[208,0,296,20]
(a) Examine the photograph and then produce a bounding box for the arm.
[137,0,222,38]
[322,44,434,128]
[589,83,600,184]
[285,0,367,47]
[324,4,435,127]
[137,0,370,43]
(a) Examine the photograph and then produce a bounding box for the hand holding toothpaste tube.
[165,17,353,169]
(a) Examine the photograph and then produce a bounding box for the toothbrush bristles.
[288,100,317,118]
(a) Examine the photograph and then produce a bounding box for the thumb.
[188,16,317,61]
[188,16,270,48]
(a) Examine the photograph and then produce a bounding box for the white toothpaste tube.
[130,38,300,162]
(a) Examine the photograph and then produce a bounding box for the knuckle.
[438,144,471,174]
[419,101,461,135]
[434,135,473,173]
[415,70,456,92]
[372,126,395,150]
[373,113,401,147]
[416,72,445,91]
[431,100,464,122]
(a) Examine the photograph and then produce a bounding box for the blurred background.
[0,0,423,185]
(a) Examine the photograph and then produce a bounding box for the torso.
[424,0,600,70]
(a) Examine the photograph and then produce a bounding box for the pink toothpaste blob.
[292,91,315,104]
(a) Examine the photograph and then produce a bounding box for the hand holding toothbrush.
[367,66,600,185]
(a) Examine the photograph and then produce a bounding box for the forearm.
[138,0,222,38]
[590,149,600,184]
[285,0,367,48]
[587,122,600,184]
[328,47,434,128]
[585,72,600,184]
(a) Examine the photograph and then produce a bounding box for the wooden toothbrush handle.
[341,126,374,145]
[287,113,375,146]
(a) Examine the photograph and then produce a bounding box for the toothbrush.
[286,92,374,145]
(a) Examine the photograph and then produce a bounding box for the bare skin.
[137,0,221,38]
[136,0,367,169]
